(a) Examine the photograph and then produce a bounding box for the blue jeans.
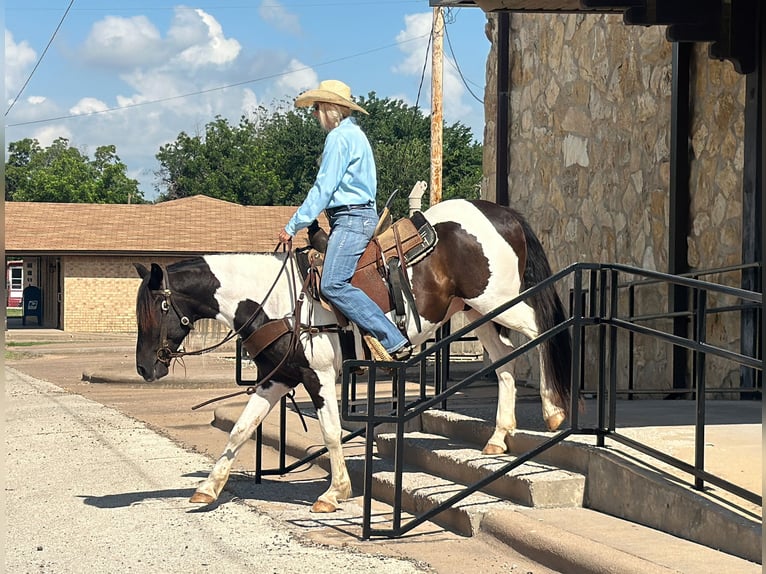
[322,205,408,353]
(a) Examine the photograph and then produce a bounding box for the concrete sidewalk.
[5,367,427,574]
[5,328,763,573]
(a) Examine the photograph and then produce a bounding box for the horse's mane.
[136,277,158,330]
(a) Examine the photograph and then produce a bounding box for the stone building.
[477,8,759,395]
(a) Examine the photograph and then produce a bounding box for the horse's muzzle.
[136,360,168,382]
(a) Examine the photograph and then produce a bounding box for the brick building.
[5,196,314,332]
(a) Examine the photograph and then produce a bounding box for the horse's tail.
[518,217,572,414]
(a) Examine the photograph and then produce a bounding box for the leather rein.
[152,245,340,415]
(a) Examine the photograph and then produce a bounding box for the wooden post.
[430,7,444,206]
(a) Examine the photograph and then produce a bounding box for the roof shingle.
[5,195,321,255]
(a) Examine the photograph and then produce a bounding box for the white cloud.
[172,9,241,69]
[69,97,109,115]
[259,0,302,35]
[394,13,432,77]
[82,15,164,68]
[5,29,37,101]
[32,124,73,148]
[393,13,473,127]
[275,59,317,100]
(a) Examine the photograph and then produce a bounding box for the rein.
[161,244,334,420]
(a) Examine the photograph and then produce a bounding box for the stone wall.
[481,13,747,392]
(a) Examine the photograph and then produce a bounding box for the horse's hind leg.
[311,368,352,513]
[483,303,567,432]
[464,309,517,455]
[190,383,288,504]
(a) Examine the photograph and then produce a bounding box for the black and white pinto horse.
[134,199,571,512]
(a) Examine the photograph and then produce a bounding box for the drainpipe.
[669,42,692,394]
[495,12,510,207]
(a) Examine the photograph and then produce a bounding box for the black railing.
[569,262,762,398]
[340,262,761,538]
[237,261,762,539]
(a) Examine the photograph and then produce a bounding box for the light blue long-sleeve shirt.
[284,117,377,236]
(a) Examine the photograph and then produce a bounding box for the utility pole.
[430,6,444,206]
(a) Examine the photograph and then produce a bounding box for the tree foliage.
[155,95,482,219]
[5,137,143,203]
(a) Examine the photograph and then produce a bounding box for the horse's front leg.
[310,369,351,513]
[464,309,517,455]
[190,383,289,504]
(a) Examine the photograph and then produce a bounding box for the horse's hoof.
[189,491,216,505]
[546,412,566,431]
[482,443,506,455]
[310,500,337,513]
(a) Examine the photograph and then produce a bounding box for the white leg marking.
[191,383,289,504]
[311,368,351,512]
[465,309,516,454]
[470,302,565,432]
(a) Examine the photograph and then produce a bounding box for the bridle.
[152,246,295,368]
[154,268,194,368]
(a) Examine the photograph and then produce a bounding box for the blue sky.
[5,1,490,199]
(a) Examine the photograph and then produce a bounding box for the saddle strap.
[388,257,421,333]
[388,258,406,327]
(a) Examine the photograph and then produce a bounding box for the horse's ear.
[148,263,164,290]
[134,263,149,279]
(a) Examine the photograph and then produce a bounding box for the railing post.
[628,285,635,399]
[255,423,263,484]
[570,267,584,430]
[608,269,619,434]
[279,395,287,471]
[694,290,708,491]
[393,365,407,534]
[362,366,378,540]
[596,268,608,447]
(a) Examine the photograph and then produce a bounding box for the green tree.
[358,92,482,217]
[154,95,482,219]
[5,137,143,203]
[154,115,283,205]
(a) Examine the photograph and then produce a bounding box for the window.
[10,267,22,290]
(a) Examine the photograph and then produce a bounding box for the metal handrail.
[238,261,762,539]
[340,261,761,538]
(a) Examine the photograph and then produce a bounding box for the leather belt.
[326,202,374,217]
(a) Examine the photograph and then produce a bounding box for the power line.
[6,34,429,128]
[5,0,76,117]
[414,23,433,110]
[444,20,484,105]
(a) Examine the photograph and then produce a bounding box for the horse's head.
[134,262,193,381]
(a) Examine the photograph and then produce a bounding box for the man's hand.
[278,229,293,244]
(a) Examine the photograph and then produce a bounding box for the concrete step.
[375,431,585,508]
[420,408,762,565]
[213,401,762,572]
[344,453,519,536]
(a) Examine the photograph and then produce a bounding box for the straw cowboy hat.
[295,79,368,115]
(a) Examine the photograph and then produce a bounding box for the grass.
[5,339,51,361]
